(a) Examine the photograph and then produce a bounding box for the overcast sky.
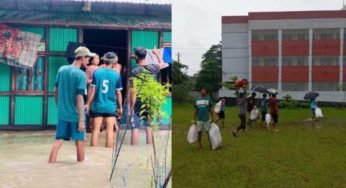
[172,0,344,75]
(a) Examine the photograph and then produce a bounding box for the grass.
[173,103,346,188]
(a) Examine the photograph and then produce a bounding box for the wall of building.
[0,24,172,128]
[221,15,346,103]
[222,23,249,83]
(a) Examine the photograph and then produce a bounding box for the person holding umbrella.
[269,93,279,132]
[304,91,319,120]
[309,97,317,120]
[260,93,268,126]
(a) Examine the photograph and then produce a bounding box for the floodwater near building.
[0,130,172,188]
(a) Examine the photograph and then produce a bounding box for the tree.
[172,60,193,103]
[172,61,188,85]
[195,42,222,92]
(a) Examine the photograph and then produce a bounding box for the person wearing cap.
[49,46,95,163]
[129,47,166,145]
[232,86,248,137]
[194,88,213,149]
[86,52,123,148]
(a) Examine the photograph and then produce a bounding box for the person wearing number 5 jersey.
[86,52,123,148]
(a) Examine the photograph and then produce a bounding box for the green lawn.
[173,104,346,188]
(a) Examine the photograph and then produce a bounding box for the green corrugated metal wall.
[163,32,171,43]
[0,96,10,125]
[48,56,69,92]
[47,97,57,125]
[16,26,45,39]
[49,28,77,51]
[131,31,159,69]
[0,63,11,92]
[161,96,172,126]
[14,96,43,125]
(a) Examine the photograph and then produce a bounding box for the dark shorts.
[271,113,278,124]
[90,111,117,118]
[131,111,149,129]
[218,111,225,119]
[56,119,86,141]
[261,112,267,121]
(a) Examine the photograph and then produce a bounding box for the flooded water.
[0,130,171,188]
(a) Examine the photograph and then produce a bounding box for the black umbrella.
[304,91,319,100]
[251,85,268,93]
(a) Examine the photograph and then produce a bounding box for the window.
[252,57,278,66]
[282,57,308,66]
[282,29,308,40]
[252,30,277,40]
[282,82,308,91]
[313,29,339,40]
[313,56,338,66]
[16,56,44,91]
[312,82,338,91]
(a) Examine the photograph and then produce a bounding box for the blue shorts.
[55,119,86,141]
[131,112,149,129]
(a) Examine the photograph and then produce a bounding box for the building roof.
[64,0,171,5]
[0,10,171,30]
[0,0,171,17]
[222,10,346,24]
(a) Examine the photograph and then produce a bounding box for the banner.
[0,24,41,69]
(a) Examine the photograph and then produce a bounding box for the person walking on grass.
[309,97,317,120]
[247,92,258,127]
[215,97,226,128]
[194,89,214,149]
[86,52,123,148]
[260,93,268,126]
[269,94,279,132]
[48,46,95,163]
[232,87,247,137]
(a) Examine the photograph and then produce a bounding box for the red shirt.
[270,97,278,115]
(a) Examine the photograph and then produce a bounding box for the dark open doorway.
[83,29,128,95]
[83,29,128,68]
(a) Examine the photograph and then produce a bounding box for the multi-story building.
[220,10,346,102]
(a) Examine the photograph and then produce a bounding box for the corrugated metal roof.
[0,10,171,29]
[0,0,171,17]
[65,0,171,5]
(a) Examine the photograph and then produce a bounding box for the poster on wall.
[0,24,41,69]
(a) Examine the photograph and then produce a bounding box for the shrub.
[278,95,297,109]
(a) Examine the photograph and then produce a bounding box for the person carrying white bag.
[194,89,214,149]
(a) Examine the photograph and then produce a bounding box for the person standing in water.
[49,46,95,163]
[129,47,166,145]
[86,52,123,148]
